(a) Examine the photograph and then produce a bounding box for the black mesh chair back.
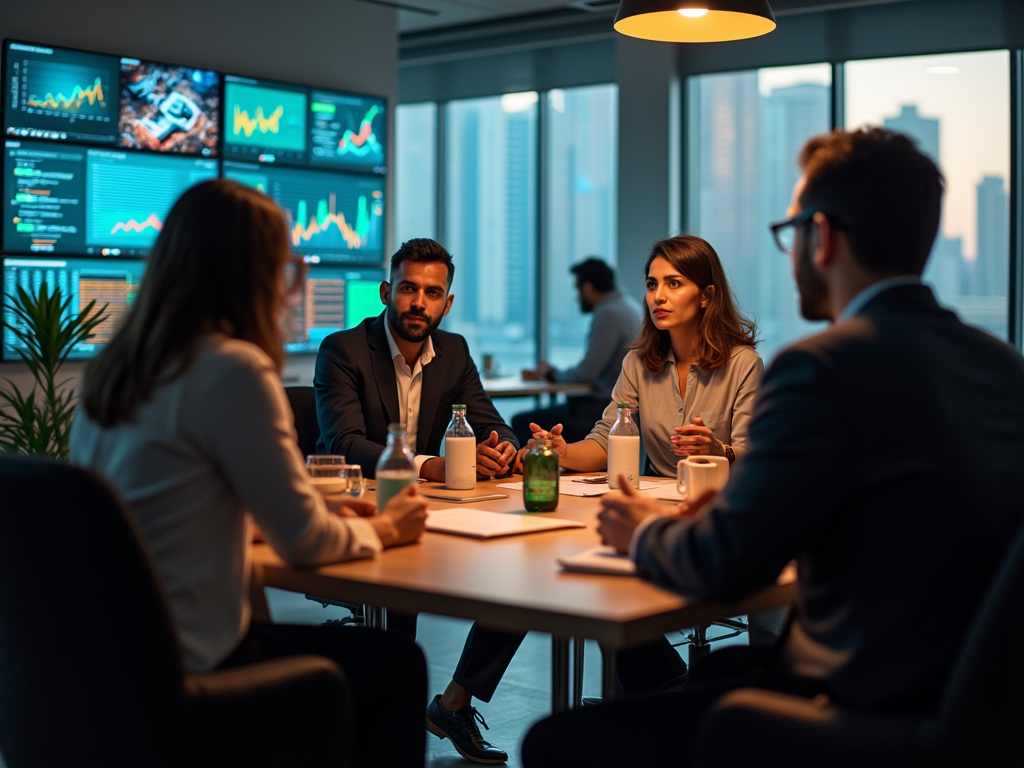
[285,385,321,458]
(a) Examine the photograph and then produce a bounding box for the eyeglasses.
[282,256,309,295]
[768,208,820,254]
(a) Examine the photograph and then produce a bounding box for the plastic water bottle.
[375,423,417,510]
[444,404,476,490]
[607,403,640,489]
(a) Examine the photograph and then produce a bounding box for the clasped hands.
[671,416,723,457]
[421,430,516,482]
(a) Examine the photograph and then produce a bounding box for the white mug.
[677,455,730,500]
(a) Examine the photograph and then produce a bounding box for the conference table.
[481,376,593,407]
[250,476,795,713]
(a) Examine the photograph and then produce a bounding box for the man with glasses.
[522,127,1024,767]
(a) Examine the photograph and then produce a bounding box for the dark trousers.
[220,621,426,768]
[512,397,608,447]
[614,636,688,695]
[388,611,526,702]
[523,646,825,768]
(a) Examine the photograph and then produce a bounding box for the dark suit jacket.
[314,313,518,476]
[634,284,1024,713]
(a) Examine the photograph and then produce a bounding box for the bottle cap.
[387,423,407,433]
[452,404,467,410]
[535,438,552,447]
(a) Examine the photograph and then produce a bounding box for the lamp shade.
[614,0,776,43]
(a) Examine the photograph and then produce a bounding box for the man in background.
[515,258,642,445]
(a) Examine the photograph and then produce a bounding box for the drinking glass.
[339,465,367,501]
[307,455,346,478]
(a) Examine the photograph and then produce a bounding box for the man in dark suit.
[315,238,523,765]
[522,128,1024,767]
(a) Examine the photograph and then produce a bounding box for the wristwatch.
[722,442,736,464]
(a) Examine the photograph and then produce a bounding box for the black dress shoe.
[426,694,508,764]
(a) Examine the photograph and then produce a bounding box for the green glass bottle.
[523,438,559,512]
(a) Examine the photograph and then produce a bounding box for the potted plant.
[1,282,107,459]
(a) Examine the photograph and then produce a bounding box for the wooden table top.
[252,477,794,648]
[481,377,594,398]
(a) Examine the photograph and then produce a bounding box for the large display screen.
[283,265,384,354]
[118,58,219,156]
[4,42,118,145]
[223,76,307,164]
[3,256,145,360]
[224,161,384,264]
[309,91,386,174]
[3,139,218,256]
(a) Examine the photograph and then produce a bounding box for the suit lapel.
[417,334,445,454]
[368,314,401,426]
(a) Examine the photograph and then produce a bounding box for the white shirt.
[385,323,437,473]
[70,335,381,673]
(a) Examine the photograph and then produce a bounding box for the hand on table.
[521,362,555,382]
[597,477,664,554]
[671,417,722,457]
[369,486,428,548]
[323,497,378,518]
[513,422,567,473]
[477,431,517,478]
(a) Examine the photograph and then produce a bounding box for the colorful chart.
[225,81,307,154]
[310,92,386,172]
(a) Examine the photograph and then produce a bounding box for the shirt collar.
[385,321,435,368]
[838,276,923,322]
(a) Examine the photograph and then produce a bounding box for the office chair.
[0,456,353,768]
[284,385,366,626]
[693,520,1024,767]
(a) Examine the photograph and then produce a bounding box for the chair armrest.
[182,655,352,767]
[694,688,931,768]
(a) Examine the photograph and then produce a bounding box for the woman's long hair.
[81,180,291,427]
[633,235,757,373]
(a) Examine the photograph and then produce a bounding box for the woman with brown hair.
[71,179,428,768]
[521,235,762,478]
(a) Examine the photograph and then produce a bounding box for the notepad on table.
[497,478,660,497]
[557,545,637,576]
[426,508,587,539]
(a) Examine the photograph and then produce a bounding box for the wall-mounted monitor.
[3,255,145,360]
[3,139,218,256]
[223,75,307,165]
[283,265,384,354]
[309,91,386,174]
[224,161,384,264]
[118,58,220,156]
[3,41,119,145]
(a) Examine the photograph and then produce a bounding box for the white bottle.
[607,403,640,489]
[444,404,477,490]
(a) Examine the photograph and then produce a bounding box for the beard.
[578,296,594,314]
[387,301,442,342]
[794,241,831,322]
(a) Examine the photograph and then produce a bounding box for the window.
[845,50,1011,340]
[444,93,538,374]
[544,84,619,369]
[393,102,437,245]
[688,64,833,362]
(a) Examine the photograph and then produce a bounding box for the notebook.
[557,545,637,576]
[425,508,587,539]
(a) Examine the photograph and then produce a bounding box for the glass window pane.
[394,102,437,244]
[689,64,832,362]
[444,93,538,375]
[845,50,1011,339]
[544,84,619,369]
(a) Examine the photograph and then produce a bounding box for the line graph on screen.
[233,104,284,137]
[109,213,163,235]
[27,76,107,112]
[337,104,383,158]
[290,192,379,250]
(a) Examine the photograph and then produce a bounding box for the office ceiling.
[392,0,919,34]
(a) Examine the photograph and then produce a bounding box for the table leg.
[551,636,570,713]
[572,637,585,708]
[599,643,616,701]
[364,605,387,630]
[689,624,711,665]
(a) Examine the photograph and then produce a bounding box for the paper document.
[426,508,587,539]
[557,545,637,576]
[497,478,660,497]
[642,483,686,502]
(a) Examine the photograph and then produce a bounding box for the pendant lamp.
[614,0,776,43]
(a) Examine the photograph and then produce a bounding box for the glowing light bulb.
[678,7,708,17]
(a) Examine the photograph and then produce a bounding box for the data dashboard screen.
[223,76,308,164]
[224,161,384,264]
[283,265,384,354]
[3,256,146,360]
[4,139,218,256]
[309,91,386,174]
[4,41,119,145]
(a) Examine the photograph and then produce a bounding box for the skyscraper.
[883,104,939,162]
[975,175,1009,297]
